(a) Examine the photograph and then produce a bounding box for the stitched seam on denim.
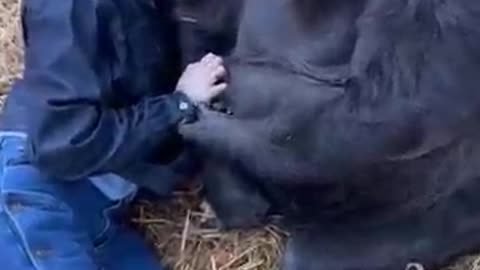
[1,169,42,270]
[93,188,136,247]
[2,207,42,270]
[0,211,34,265]
[0,132,28,139]
[93,174,137,243]
[0,133,42,269]
[1,189,71,211]
[125,188,137,203]
[94,199,123,246]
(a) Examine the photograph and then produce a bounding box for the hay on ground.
[131,189,286,270]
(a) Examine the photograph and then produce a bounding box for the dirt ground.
[0,1,479,270]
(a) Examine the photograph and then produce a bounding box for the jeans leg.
[0,136,99,270]
[0,208,36,269]
[95,224,165,270]
[0,133,166,270]
[91,177,165,270]
[71,183,165,270]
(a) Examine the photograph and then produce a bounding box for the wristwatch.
[174,91,198,124]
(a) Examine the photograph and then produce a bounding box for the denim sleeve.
[21,0,194,180]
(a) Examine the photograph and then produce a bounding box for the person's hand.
[176,53,228,104]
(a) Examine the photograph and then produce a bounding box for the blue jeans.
[0,133,165,270]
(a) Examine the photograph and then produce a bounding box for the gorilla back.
[180,0,480,269]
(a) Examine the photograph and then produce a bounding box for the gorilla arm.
[179,108,323,182]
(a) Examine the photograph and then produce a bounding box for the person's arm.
[21,0,194,180]
[22,0,223,180]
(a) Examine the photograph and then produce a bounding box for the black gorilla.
[176,0,480,269]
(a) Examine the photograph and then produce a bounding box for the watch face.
[179,101,190,111]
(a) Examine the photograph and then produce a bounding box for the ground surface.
[0,1,479,269]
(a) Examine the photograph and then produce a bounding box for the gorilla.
[175,0,480,269]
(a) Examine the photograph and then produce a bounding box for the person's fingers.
[212,66,227,81]
[201,53,216,64]
[202,53,223,67]
[210,55,223,67]
[184,62,198,73]
[183,63,194,72]
[210,83,228,98]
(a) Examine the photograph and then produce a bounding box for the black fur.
[179,0,480,269]
[174,0,244,66]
